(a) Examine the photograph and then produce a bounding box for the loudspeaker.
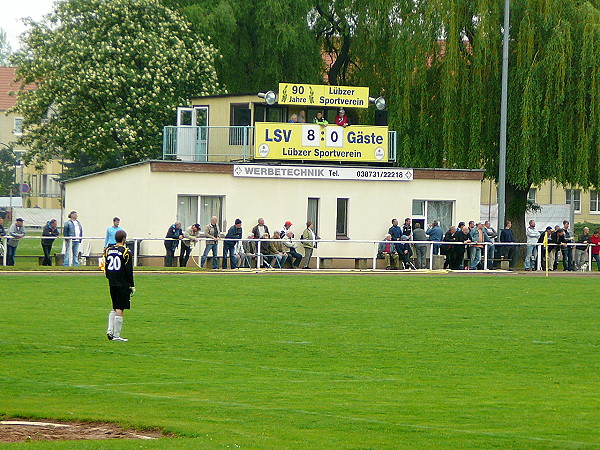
[375,109,388,126]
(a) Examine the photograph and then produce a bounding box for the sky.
[1,0,57,51]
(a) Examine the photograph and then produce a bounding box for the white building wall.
[65,162,482,258]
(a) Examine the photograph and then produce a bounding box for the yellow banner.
[278,83,370,109]
[254,123,388,162]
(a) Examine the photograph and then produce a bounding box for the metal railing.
[1,236,598,272]
[162,125,398,163]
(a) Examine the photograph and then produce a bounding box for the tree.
[10,0,222,178]
[164,0,323,93]
[0,28,12,66]
[0,147,17,197]
[339,0,599,237]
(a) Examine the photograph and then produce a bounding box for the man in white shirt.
[525,220,540,271]
[64,211,83,266]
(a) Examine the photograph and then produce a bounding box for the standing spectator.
[426,221,443,255]
[223,219,242,269]
[163,221,183,267]
[282,230,302,268]
[499,220,516,268]
[41,219,59,266]
[378,234,399,270]
[412,223,428,269]
[280,220,293,239]
[575,227,590,270]
[104,229,135,342]
[538,226,555,269]
[552,228,568,271]
[180,223,200,268]
[313,111,328,126]
[402,218,412,238]
[298,110,306,123]
[590,229,600,271]
[63,211,83,266]
[525,220,540,271]
[454,226,472,269]
[483,220,498,269]
[468,220,475,231]
[0,217,6,263]
[469,222,488,270]
[252,218,269,239]
[105,217,123,248]
[441,226,457,269]
[6,218,26,266]
[389,218,402,254]
[301,221,317,269]
[562,220,574,271]
[201,216,220,269]
[334,108,349,127]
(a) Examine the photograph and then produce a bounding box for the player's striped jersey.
[104,245,134,287]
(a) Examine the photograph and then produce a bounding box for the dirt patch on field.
[0,420,169,443]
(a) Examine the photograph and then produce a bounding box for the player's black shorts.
[109,286,131,310]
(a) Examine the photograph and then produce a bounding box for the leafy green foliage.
[0,148,18,196]
[0,28,12,66]
[10,0,222,178]
[167,0,323,93]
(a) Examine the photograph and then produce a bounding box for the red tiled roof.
[0,67,36,111]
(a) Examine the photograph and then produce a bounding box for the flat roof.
[64,160,484,183]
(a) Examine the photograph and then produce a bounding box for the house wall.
[65,162,482,258]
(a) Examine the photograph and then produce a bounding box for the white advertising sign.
[233,165,413,182]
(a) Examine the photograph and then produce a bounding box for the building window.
[230,104,251,145]
[412,200,425,216]
[336,198,349,239]
[591,191,600,213]
[566,189,581,213]
[307,197,319,237]
[412,200,454,232]
[527,188,537,203]
[14,118,23,135]
[254,105,288,123]
[177,195,199,229]
[200,196,223,229]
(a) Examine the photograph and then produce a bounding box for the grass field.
[1,274,599,448]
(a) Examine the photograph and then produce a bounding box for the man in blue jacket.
[164,222,183,267]
[223,219,243,269]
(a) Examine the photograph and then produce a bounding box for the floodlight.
[257,91,277,105]
[369,96,386,111]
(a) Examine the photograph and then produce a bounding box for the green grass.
[0,274,599,448]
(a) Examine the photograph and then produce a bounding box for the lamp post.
[498,0,510,232]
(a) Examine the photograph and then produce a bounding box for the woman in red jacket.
[590,228,600,271]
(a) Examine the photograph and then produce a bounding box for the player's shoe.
[107,332,114,340]
[112,336,128,342]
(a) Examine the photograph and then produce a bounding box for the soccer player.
[104,229,135,342]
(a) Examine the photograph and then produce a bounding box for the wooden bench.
[319,257,371,269]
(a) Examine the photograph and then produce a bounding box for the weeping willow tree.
[347,0,599,235]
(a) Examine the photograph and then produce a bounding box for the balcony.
[162,126,397,163]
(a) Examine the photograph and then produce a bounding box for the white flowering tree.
[10,0,221,177]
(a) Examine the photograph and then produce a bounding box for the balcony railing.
[162,126,397,163]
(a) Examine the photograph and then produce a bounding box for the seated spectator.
[288,114,298,123]
[377,234,399,270]
[298,110,306,123]
[234,236,246,268]
[412,223,428,269]
[397,235,414,269]
[259,233,277,267]
[269,231,288,268]
[241,233,257,268]
[313,111,328,127]
[282,230,302,268]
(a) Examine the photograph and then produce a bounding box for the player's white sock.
[114,316,124,337]
[107,311,116,334]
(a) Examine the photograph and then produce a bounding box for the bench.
[319,257,371,269]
